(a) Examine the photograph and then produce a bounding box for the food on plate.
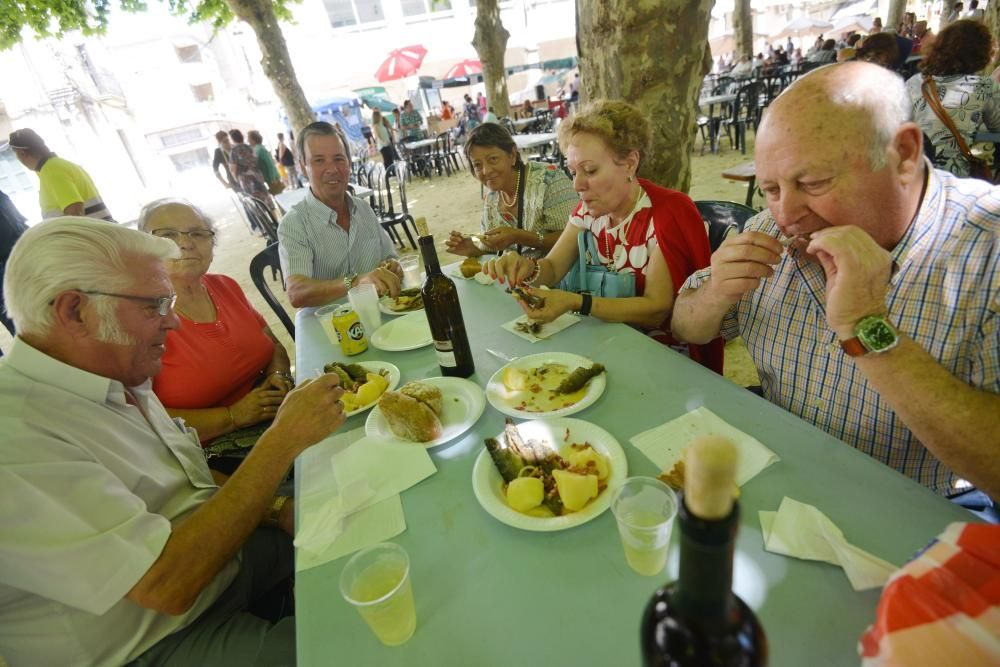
[507,286,545,310]
[484,419,610,516]
[387,287,424,312]
[460,256,482,278]
[499,361,605,412]
[378,381,443,442]
[322,363,390,412]
[555,363,606,394]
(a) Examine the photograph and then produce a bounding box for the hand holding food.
[377,381,444,442]
[706,232,783,306]
[482,226,522,252]
[445,231,480,257]
[510,286,577,324]
[483,251,536,286]
[360,265,402,298]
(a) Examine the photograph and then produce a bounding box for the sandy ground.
[1,131,761,386]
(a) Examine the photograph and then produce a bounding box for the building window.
[0,152,33,195]
[402,0,452,17]
[191,83,214,102]
[324,0,385,28]
[159,127,204,148]
[175,45,203,63]
[169,148,211,172]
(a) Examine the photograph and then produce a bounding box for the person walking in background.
[275,132,301,189]
[247,130,283,196]
[0,188,27,351]
[399,100,424,142]
[371,109,397,170]
[212,130,240,192]
[7,128,113,222]
[228,130,269,206]
[477,92,488,119]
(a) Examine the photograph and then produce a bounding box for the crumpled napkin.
[502,312,580,343]
[293,428,437,571]
[759,497,897,591]
[629,406,779,486]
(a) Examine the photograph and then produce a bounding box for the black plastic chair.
[249,242,295,339]
[695,200,757,252]
[238,193,279,243]
[370,163,418,249]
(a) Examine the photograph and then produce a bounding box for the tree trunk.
[733,0,753,60]
[576,0,713,193]
[886,0,906,34]
[472,0,511,118]
[987,1,1000,72]
[225,0,316,134]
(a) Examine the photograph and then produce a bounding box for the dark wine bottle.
[418,235,475,378]
[640,436,767,667]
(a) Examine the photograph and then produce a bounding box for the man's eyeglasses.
[81,291,177,316]
[152,229,215,243]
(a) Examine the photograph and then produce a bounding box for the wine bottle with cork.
[640,436,768,666]
[418,235,475,378]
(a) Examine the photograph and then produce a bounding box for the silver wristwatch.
[344,272,359,291]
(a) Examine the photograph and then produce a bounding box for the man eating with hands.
[671,62,1000,515]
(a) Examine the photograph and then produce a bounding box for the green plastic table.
[293,269,971,666]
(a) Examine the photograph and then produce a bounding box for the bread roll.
[398,381,443,415]
[460,257,481,278]
[378,390,443,442]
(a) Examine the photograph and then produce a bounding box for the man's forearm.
[126,434,295,614]
[853,336,1000,498]
[670,283,733,344]
[287,274,347,308]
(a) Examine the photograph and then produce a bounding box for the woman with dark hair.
[905,19,1000,177]
[856,32,899,69]
[445,122,577,259]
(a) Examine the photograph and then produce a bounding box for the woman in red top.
[485,99,723,373]
[139,198,293,443]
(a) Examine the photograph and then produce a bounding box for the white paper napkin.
[629,406,779,486]
[294,427,437,571]
[759,497,897,591]
[502,312,580,343]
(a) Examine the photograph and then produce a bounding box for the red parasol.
[375,45,427,82]
[444,59,483,79]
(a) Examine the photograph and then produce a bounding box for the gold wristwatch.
[343,273,359,291]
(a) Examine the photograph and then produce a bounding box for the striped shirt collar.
[303,187,358,228]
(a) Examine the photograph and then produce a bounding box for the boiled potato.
[552,469,598,512]
[341,391,360,411]
[366,372,389,393]
[355,376,386,406]
[564,445,610,481]
[502,366,529,391]
[506,476,544,512]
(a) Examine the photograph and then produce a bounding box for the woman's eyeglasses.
[152,229,215,243]
[81,291,178,316]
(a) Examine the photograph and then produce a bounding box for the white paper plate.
[334,361,401,417]
[472,418,627,531]
[485,351,606,419]
[365,376,487,448]
[369,311,433,351]
[378,294,424,316]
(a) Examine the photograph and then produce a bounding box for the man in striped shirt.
[279,122,401,308]
[672,62,999,504]
[8,128,114,222]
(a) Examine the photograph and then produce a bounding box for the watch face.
[857,317,899,352]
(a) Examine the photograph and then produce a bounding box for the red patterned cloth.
[153,274,274,429]
[859,522,1000,666]
[568,179,723,373]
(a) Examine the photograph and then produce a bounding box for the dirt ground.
[1,132,761,386]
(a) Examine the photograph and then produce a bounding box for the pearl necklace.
[498,165,521,209]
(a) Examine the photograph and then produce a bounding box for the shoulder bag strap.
[921,77,977,161]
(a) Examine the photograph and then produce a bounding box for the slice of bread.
[378,390,443,442]
[398,381,443,416]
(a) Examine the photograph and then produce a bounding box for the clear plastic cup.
[339,542,417,646]
[399,254,421,288]
[314,303,341,347]
[348,283,382,334]
[611,477,678,576]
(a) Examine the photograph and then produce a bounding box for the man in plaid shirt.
[672,62,999,508]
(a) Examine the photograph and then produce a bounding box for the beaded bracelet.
[524,259,542,286]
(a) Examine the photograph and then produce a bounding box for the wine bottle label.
[434,339,457,367]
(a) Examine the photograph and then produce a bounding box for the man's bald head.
[760,62,912,170]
